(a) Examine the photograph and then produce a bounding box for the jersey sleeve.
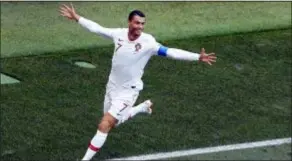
[149,36,200,61]
[149,36,168,56]
[78,17,121,39]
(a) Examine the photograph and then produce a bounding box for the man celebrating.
[60,3,216,161]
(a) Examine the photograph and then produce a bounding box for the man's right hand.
[59,3,80,21]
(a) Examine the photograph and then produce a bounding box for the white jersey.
[109,28,158,90]
[78,17,200,90]
[78,17,160,90]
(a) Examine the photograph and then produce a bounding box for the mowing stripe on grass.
[109,138,292,160]
[1,2,291,58]
[1,29,290,160]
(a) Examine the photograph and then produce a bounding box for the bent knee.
[98,121,112,133]
[98,114,117,133]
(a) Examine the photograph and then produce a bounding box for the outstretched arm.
[77,17,117,39]
[59,3,117,39]
[156,45,217,65]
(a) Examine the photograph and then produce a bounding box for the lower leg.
[82,113,116,161]
[128,100,153,118]
[117,100,153,126]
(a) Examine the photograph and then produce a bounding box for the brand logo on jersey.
[118,38,123,42]
[135,43,142,52]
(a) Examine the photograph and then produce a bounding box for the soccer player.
[60,3,216,161]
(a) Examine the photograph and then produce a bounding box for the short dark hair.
[128,10,145,21]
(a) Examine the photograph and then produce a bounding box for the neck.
[128,32,140,41]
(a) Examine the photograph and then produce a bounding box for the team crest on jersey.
[135,43,142,52]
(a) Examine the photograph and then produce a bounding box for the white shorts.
[103,83,139,122]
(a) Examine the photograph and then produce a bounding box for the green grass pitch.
[1,1,291,160]
[1,29,291,160]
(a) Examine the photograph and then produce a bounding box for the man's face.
[128,15,145,36]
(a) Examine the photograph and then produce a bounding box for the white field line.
[109,137,291,160]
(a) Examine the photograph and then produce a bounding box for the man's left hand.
[199,48,217,65]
